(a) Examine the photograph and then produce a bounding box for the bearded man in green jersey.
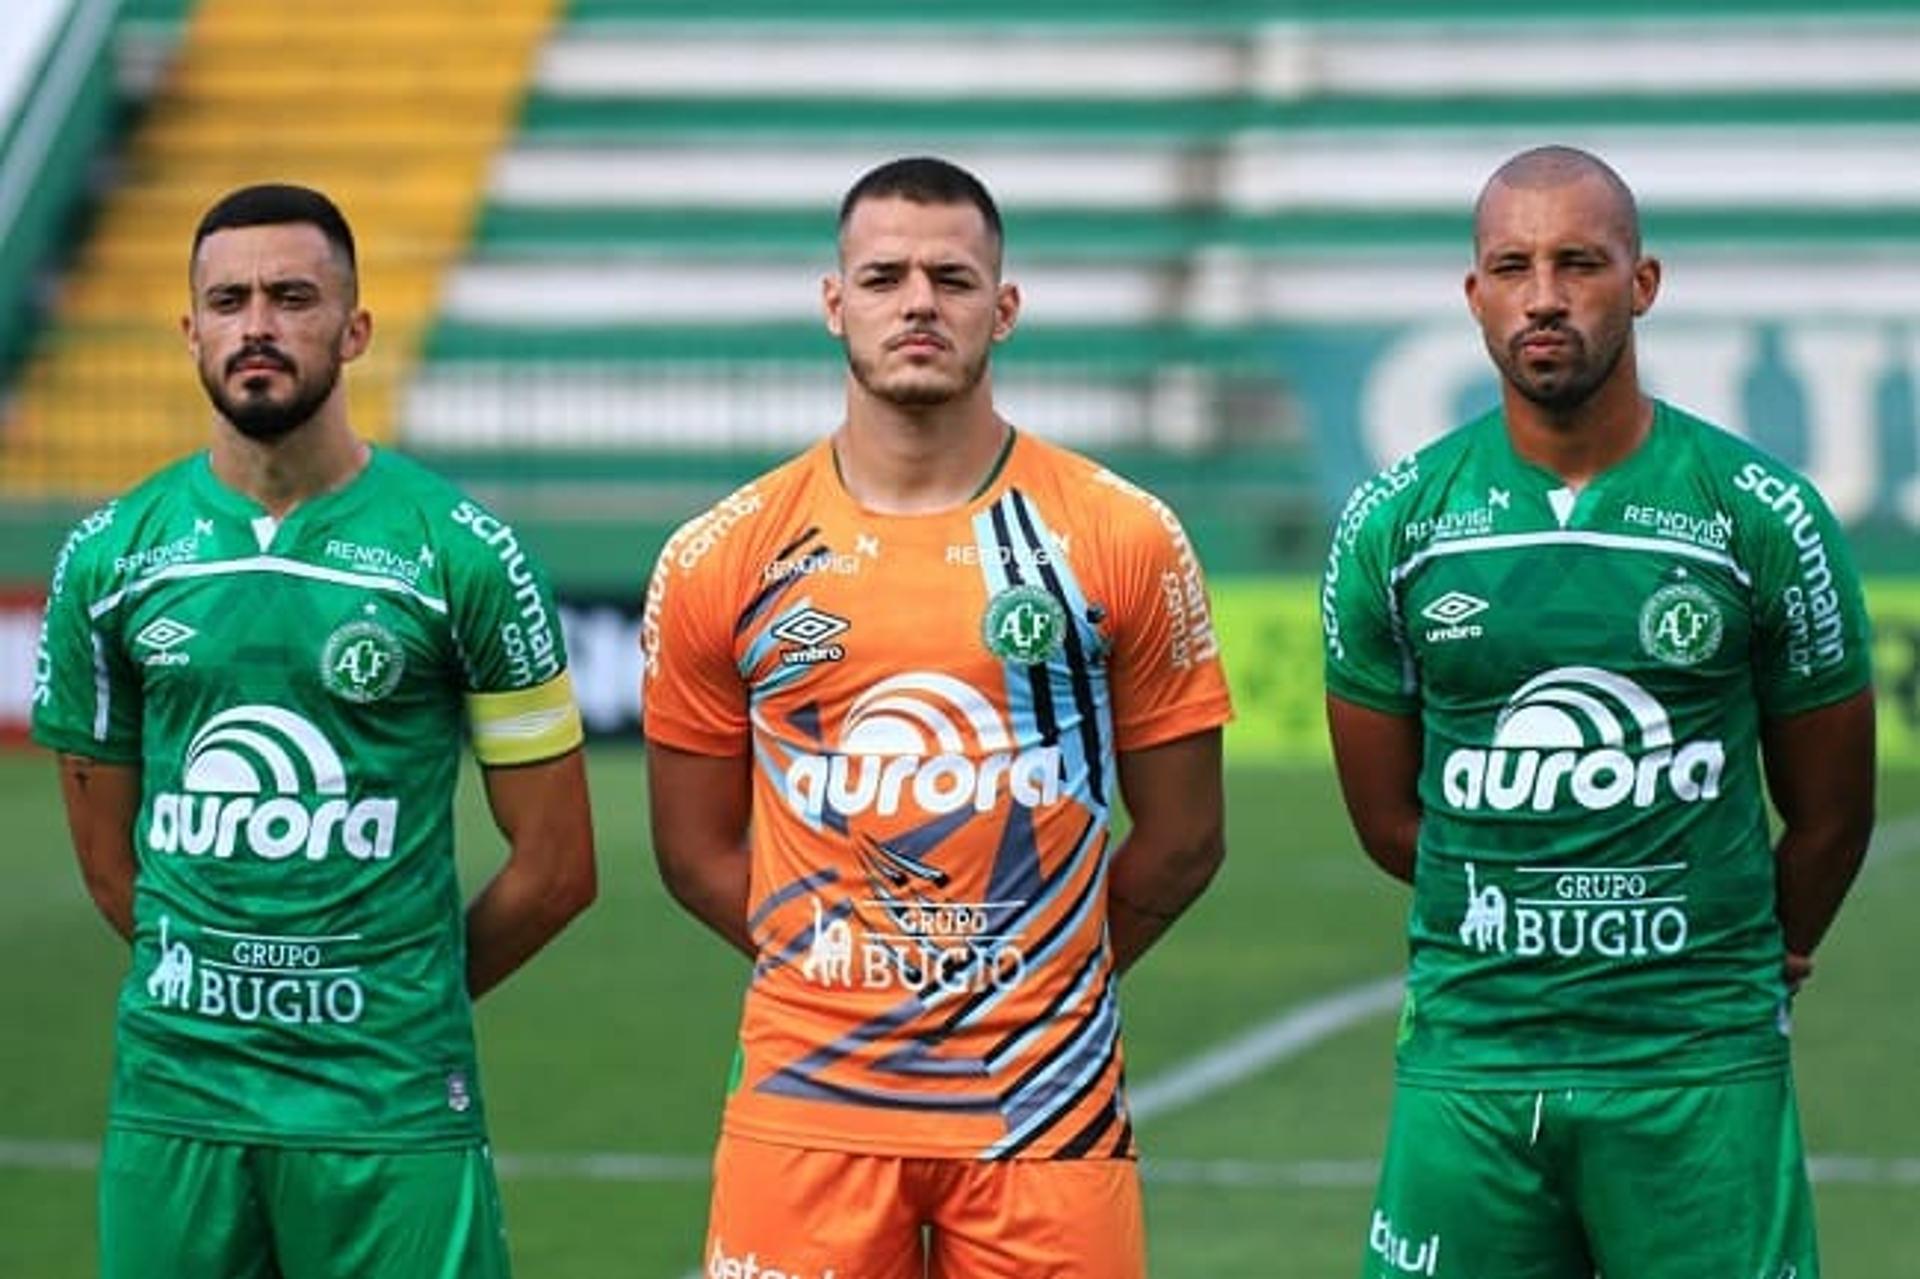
[1323,146,1876,1278]
[30,184,598,1279]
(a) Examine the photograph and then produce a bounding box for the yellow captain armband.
[466,671,585,766]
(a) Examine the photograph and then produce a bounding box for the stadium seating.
[0,0,556,497]
[411,1,1920,579]
[3,1,1918,583]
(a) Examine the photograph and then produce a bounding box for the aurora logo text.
[147,706,397,861]
[783,673,1063,821]
[1443,667,1723,813]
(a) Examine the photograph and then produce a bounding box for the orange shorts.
[702,1134,1146,1279]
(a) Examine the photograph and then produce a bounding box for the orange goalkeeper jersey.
[641,431,1232,1159]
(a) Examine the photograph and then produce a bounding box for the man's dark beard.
[845,339,989,408]
[198,349,340,441]
[1498,325,1626,414]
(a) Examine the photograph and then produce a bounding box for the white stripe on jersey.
[86,555,450,619]
[90,630,110,741]
[1389,530,1752,589]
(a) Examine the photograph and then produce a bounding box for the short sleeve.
[442,498,583,764]
[29,504,143,761]
[640,511,752,756]
[1731,461,1873,717]
[1091,474,1233,752]
[1321,465,1419,714]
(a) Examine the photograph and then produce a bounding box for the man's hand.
[1784,951,1814,996]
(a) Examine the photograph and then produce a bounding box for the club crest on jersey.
[1638,581,1723,667]
[982,584,1066,665]
[320,619,405,703]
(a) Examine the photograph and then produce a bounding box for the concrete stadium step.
[153,61,531,96]
[162,5,549,37]
[469,129,1920,230]
[560,0,1920,23]
[463,206,1920,262]
[420,323,1266,366]
[135,113,501,154]
[53,276,449,322]
[528,20,1920,110]
[1,0,562,498]
[514,92,1920,143]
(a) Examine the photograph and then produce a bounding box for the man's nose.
[241,294,279,340]
[899,270,937,317]
[1522,266,1569,320]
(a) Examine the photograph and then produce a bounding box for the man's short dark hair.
[190,183,358,280]
[837,156,1003,247]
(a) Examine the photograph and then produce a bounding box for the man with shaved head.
[1323,146,1875,1276]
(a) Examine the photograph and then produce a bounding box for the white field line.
[1129,974,1406,1123]
[4,1137,1917,1190]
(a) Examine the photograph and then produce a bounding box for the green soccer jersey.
[1322,402,1871,1087]
[31,448,579,1148]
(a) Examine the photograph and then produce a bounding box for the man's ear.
[1631,255,1662,318]
[822,274,844,338]
[338,308,373,363]
[991,281,1021,342]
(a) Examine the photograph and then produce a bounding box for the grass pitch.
[1,749,1915,1277]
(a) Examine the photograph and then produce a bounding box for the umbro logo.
[134,616,197,667]
[1421,592,1488,643]
[772,609,849,647]
[1421,592,1489,625]
[772,608,849,668]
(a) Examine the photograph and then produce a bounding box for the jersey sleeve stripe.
[91,630,111,741]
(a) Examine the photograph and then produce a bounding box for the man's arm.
[1762,688,1876,973]
[1107,728,1225,973]
[1325,694,1422,885]
[465,746,598,998]
[54,753,141,941]
[646,741,756,959]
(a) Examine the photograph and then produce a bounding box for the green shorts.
[99,1127,512,1279]
[1362,1072,1816,1278]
